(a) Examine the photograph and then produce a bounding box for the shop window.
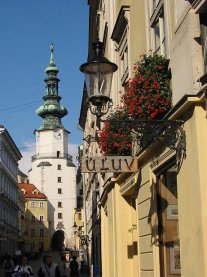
[156,164,181,276]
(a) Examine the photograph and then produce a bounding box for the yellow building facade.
[18,183,50,253]
[80,0,207,276]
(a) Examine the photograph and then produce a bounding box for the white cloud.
[18,141,35,175]
[68,143,80,167]
[18,141,80,175]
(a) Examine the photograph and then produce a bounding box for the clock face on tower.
[54,130,62,140]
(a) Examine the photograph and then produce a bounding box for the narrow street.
[0,251,89,277]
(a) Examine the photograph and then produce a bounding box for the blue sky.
[0,0,88,172]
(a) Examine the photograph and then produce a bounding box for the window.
[31,215,35,222]
[58,202,62,208]
[58,177,62,183]
[147,1,167,56]
[57,151,60,157]
[156,164,181,276]
[39,215,44,221]
[30,201,36,208]
[31,229,36,237]
[111,6,130,87]
[58,188,62,194]
[58,213,62,219]
[39,241,44,251]
[200,14,207,73]
[39,202,44,208]
[40,229,44,237]
[78,212,82,220]
[57,164,61,170]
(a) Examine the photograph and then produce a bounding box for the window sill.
[198,72,207,86]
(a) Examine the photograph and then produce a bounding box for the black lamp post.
[80,40,118,119]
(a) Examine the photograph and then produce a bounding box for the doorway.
[157,164,181,277]
[51,230,65,250]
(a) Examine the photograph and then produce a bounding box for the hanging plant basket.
[122,54,171,120]
[99,54,172,156]
[98,109,133,156]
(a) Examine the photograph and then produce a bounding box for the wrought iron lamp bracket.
[79,234,91,246]
[87,97,113,118]
[82,119,186,170]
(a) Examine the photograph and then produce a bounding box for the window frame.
[31,228,36,237]
[30,201,36,208]
[58,213,62,219]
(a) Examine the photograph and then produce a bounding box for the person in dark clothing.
[3,255,14,277]
[69,256,79,277]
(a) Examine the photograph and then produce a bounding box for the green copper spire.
[50,44,55,64]
[45,43,59,74]
[36,44,68,131]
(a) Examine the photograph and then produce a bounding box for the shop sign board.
[81,156,138,173]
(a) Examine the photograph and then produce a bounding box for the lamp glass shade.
[83,62,115,98]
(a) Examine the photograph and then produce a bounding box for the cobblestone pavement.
[0,251,90,277]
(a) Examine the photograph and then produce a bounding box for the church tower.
[29,45,76,249]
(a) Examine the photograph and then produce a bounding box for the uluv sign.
[81,156,139,173]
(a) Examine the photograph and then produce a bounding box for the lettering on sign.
[81,156,139,173]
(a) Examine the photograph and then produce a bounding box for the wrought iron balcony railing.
[32,152,73,162]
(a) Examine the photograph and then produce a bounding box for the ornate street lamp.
[80,42,186,172]
[80,40,118,118]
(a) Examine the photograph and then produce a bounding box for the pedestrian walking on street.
[69,256,79,277]
[38,253,60,277]
[12,255,34,277]
[57,255,67,277]
[3,255,14,277]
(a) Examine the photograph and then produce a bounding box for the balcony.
[32,152,73,162]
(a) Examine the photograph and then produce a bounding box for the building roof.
[18,183,47,199]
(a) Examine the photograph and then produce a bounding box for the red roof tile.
[18,183,47,199]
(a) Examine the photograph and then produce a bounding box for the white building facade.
[0,126,22,255]
[29,45,76,249]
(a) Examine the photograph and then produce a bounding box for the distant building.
[0,125,22,255]
[29,45,76,249]
[17,188,26,252]
[18,183,50,253]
